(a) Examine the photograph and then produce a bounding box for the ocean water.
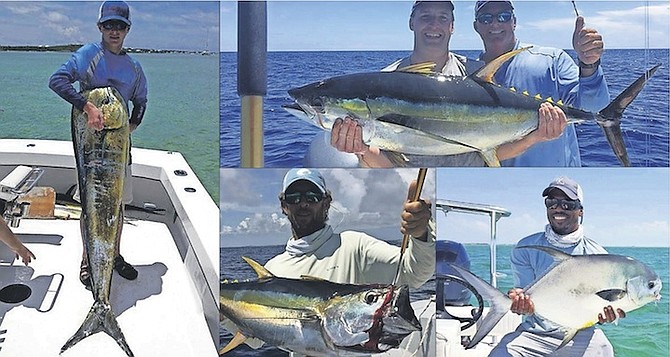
[0,51,220,200]
[220,49,669,168]
[220,244,669,357]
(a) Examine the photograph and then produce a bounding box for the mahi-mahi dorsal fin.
[242,256,275,279]
[515,245,573,262]
[472,46,533,84]
[395,61,437,74]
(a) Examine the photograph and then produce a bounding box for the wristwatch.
[579,59,601,69]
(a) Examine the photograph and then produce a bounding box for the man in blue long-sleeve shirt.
[473,1,609,166]
[49,1,147,288]
[490,176,625,356]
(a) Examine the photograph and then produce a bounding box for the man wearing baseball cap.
[472,1,609,167]
[49,1,147,288]
[491,176,624,356]
[330,1,487,167]
[265,168,435,289]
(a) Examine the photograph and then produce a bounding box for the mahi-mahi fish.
[450,245,662,350]
[61,87,134,356]
[219,257,422,356]
[286,48,660,167]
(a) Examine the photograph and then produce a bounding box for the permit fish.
[450,245,662,350]
[219,257,422,356]
[61,87,133,356]
[286,48,660,167]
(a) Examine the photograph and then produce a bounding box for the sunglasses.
[476,11,513,25]
[283,191,324,205]
[101,21,128,31]
[545,198,582,211]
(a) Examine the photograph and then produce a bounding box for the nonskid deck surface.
[0,218,218,357]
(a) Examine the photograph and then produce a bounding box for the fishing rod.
[392,167,428,287]
[571,0,579,17]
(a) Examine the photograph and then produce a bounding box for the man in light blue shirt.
[490,176,625,356]
[473,1,610,166]
[49,1,145,288]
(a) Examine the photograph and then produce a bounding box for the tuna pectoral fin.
[449,265,511,349]
[597,64,661,167]
[479,150,501,167]
[219,331,248,355]
[60,300,134,357]
[596,289,627,302]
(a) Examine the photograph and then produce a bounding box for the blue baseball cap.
[475,1,514,15]
[542,176,584,203]
[282,168,327,194]
[98,1,131,26]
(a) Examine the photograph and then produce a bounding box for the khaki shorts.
[73,164,133,205]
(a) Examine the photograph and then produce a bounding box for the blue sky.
[0,1,219,52]
[221,1,670,51]
[220,168,669,248]
[220,168,437,247]
[436,168,670,247]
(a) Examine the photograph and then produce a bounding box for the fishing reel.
[435,274,484,331]
[0,166,43,227]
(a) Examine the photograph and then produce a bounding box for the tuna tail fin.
[219,331,248,355]
[60,300,134,357]
[597,64,661,167]
[449,264,511,349]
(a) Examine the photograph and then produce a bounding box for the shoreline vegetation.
[1,44,211,55]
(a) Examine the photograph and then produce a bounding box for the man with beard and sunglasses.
[49,1,146,288]
[264,168,435,288]
[473,0,609,167]
[491,176,625,356]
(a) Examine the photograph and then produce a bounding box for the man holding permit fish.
[49,1,147,288]
[490,176,625,356]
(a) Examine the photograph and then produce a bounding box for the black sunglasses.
[283,191,324,205]
[101,21,128,31]
[545,198,582,211]
[476,11,513,25]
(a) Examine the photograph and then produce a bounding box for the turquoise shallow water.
[1,51,219,201]
[465,244,670,357]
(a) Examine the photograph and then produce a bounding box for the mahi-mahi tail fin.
[60,300,134,356]
[219,331,248,355]
[596,64,661,167]
[449,264,511,349]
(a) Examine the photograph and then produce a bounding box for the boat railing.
[436,199,511,288]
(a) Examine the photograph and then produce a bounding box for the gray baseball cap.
[98,1,131,25]
[542,176,584,203]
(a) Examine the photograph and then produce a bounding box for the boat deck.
[0,138,219,356]
[1,217,218,356]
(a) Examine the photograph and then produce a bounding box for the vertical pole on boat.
[238,1,267,167]
[489,213,498,288]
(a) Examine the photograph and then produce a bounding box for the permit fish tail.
[596,64,661,167]
[449,264,511,349]
[60,299,134,357]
